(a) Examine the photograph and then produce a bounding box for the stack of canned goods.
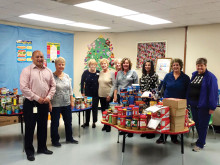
[0,87,24,115]
[74,96,92,110]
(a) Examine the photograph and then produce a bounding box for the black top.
[140,73,159,92]
[81,69,100,97]
[188,74,204,101]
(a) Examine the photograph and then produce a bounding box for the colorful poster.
[136,42,166,69]
[16,40,32,62]
[47,42,60,62]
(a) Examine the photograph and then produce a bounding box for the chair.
[208,114,216,139]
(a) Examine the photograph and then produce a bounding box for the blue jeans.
[191,106,210,148]
[50,105,73,143]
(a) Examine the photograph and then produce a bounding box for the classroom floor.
[0,111,220,165]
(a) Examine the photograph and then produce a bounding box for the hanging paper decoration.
[84,36,115,70]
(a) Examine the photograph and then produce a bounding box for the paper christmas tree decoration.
[84,35,115,70]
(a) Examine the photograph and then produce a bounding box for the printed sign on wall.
[16,40,32,62]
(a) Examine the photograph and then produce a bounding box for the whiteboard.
[155,58,172,80]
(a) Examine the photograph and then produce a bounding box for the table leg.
[19,114,23,134]
[79,112,81,138]
[121,133,126,165]
[117,130,120,143]
[19,114,25,152]
[181,134,184,165]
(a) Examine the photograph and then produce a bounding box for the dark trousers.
[23,99,49,156]
[99,97,111,113]
[191,106,210,148]
[86,96,99,124]
[50,105,73,143]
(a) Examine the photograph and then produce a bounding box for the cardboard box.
[170,123,184,132]
[171,116,185,124]
[170,108,186,116]
[0,116,19,126]
[163,98,187,109]
[152,106,170,119]
[156,118,170,133]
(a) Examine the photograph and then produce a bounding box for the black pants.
[86,96,99,124]
[50,105,73,143]
[99,97,111,112]
[23,99,49,156]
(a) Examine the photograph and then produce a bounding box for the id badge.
[33,106,38,114]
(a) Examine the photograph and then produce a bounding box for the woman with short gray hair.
[187,58,218,152]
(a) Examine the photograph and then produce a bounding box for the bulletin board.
[155,58,172,80]
[0,24,74,93]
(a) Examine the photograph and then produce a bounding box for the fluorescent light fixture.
[67,22,110,30]
[74,0,138,16]
[19,13,110,30]
[19,13,73,24]
[123,13,172,25]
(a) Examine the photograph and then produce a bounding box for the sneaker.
[191,142,206,147]
[192,146,202,152]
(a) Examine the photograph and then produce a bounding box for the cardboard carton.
[151,106,170,119]
[170,108,186,116]
[156,118,170,133]
[170,116,185,124]
[163,98,187,109]
[170,123,185,132]
[0,116,19,126]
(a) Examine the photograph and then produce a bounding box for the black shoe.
[66,139,79,144]
[92,123,96,128]
[146,134,155,139]
[52,142,61,147]
[106,126,111,132]
[27,155,35,161]
[81,123,89,128]
[140,134,146,137]
[128,133,133,138]
[37,149,53,155]
[119,131,124,135]
[156,137,165,144]
[171,139,179,144]
[102,125,107,131]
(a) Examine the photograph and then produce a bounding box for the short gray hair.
[55,57,65,65]
[196,58,207,65]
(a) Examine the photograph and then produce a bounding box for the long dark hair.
[142,59,155,76]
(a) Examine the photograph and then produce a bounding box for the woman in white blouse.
[49,57,78,147]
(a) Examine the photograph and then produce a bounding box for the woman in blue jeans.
[49,57,78,147]
[187,58,218,152]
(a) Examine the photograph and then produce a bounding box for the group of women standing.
[51,56,217,153]
[72,55,218,152]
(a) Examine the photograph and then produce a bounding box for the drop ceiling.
[0,0,220,32]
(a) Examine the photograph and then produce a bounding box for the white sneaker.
[192,146,202,152]
[191,142,206,147]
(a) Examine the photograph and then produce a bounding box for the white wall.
[186,24,220,86]
[73,32,116,96]
[73,28,187,96]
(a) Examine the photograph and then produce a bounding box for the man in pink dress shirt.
[20,50,56,161]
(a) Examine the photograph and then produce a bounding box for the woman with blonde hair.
[98,58,114,132]
[50,57,78,147]
[81,59,100,128]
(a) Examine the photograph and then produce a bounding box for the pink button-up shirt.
[20,63,56,101]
